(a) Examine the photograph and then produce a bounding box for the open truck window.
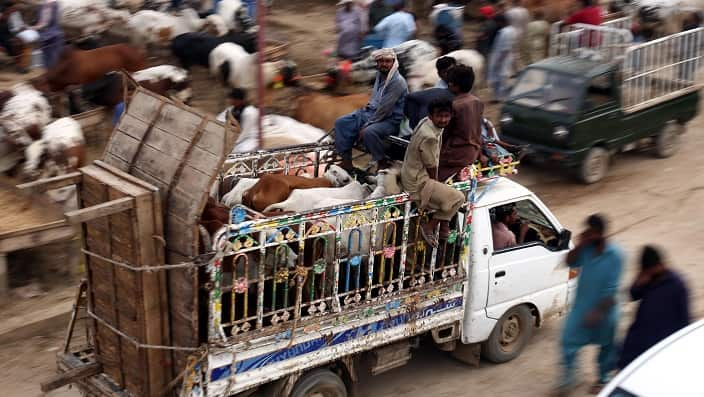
[491,199,560,253]
[584,73,616,111]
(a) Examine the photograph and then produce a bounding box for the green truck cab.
[499,24,703,183]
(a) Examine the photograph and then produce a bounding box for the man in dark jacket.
[618,245,691,369]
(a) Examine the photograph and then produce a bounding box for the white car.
[598,319,704,397]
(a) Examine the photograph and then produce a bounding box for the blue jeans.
[334,110,399,162]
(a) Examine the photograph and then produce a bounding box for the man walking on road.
[617,245,690,369]
[556,214,624,396]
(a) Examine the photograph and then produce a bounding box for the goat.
[242,165,353,212]
[262,181,370,213]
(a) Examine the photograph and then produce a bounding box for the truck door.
[575,73,625,148]
[485,198,570,321]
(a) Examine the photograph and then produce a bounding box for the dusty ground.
[1,1,703,396]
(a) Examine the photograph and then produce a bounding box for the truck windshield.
[508,68,584,114]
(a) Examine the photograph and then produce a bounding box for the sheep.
[23,117,85,187]
[209,43,285,90]
[407,49,486,92]
[127,8,207,47]
[230,106,329,153]
[0,83,53,147]
[59,0,131,37]
[367,166,403,199]
[132,65,193,103]
[262,181,370,213]
[217,0,253,32]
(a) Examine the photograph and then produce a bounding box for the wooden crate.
[78,162,169,397]
[99,87,239,383]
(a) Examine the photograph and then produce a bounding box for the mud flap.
[451,342,481,367]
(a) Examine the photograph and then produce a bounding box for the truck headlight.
[553,125,569,139]
[500,113,513,125]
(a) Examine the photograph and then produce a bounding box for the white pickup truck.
[181,146,577,397]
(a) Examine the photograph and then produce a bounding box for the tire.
[289,369,347,397]
[481,305,534,364]
[654,121,684,158]
[578,147,610,184]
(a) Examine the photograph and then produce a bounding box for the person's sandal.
[419,225,438,248]
[588,382,606,395]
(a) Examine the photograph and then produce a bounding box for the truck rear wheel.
[578,147,610,184]
[482,305,534,364]
[654,121,683,158]
[290,369,347,397]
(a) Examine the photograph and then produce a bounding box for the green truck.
[500,24,703,183]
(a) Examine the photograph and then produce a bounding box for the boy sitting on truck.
[401,98,465,248]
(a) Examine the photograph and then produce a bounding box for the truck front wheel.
[578,147,610,184]
[654,121,684,158]
[482,305,534,364]
[290,369,347,397]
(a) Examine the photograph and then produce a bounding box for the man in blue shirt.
[334,48,408,171]
[617,245,690,369]
[372,0,416,49]
[557,214,624,395]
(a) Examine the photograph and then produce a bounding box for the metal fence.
[622,27,704,112]
[549,23,634,61]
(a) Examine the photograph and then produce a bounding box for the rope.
[86,309,201,351]
[159,348,210,396]
[81,248,212,272]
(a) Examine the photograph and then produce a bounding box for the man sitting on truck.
[438,64,484,181]
[334,48,408,172]
[401,98,465,248]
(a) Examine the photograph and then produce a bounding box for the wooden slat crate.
[98,87,239,383]
[79,163,169,396]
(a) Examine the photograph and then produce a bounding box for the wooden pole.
[256,0,266,149]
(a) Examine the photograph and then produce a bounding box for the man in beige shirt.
[401,98,465,248]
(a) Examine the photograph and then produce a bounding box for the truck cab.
[463,177,575,361]
[500,24,702,183]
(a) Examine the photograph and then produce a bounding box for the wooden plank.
[40,362,103,392]
[165,216,197,257]
[183,145,221,176]
[81,176,124,388]
[105,132,142,165]
[94,161,160,194]
[0,224,75,252]
[16,172,82,194]
[152,104,202,142]
[65,197,134,225]
[143,126,191,157]
[131,144,181,185]
[124,90,164,124]
[116,113,150,142]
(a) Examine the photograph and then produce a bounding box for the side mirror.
[558,229,572,251]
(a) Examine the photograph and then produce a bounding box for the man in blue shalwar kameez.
[334,48,407,171]
[557,214,624,395]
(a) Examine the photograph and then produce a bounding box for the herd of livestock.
[1,0,702,222]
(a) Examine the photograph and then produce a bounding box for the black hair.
[494,14,508,26]
[580,0,593,7]
[228,88,247,101]
[428,98,453,115]
[447,64,475,93]
[641,245,663,270]
[494,204,515,223]
[586,213,607,235]
[436,56,457,73]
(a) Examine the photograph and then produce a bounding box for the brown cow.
[242,165,353,213]
[295,92,370,132]
[43,44,147,92]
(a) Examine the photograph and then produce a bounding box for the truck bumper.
[501,136,585,168]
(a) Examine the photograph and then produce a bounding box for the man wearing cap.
[334,48,408,171]
[476,4,498,58]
